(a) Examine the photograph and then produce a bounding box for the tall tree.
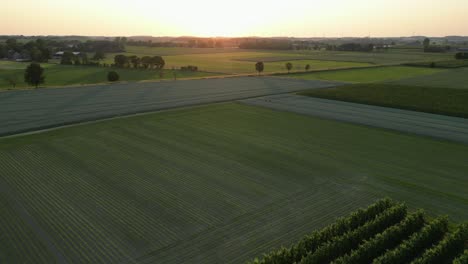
[93,51,105,61]
[305,64,311,71]
[255,62,264,75]
[129,56,140,68]
[286,62,293,73]
[60,51,74,65]
[152,56,165,69]
[24,63,45,89]
[114,55,129,68]
[423,38,431,50]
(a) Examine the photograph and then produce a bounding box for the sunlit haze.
[2,0,468,37]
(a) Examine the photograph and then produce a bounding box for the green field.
[395,67,468,89]
[0,103,467,263]
[287,66,442,83]
[405,59,468,68]
[299,83,468,118]
[0,62,219,89]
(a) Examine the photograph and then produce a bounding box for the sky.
[2,0,468,37]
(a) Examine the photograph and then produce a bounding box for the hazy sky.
[2,0,468,37]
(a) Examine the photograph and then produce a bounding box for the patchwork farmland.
[1,103,467,263]
[1,42,468,264]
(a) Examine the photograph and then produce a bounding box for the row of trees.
[300,204,407,264]
[0,38,51,62]
[455,52,468,60]
[114,55,165,69]
[255,62,311,75]
[373,216,449,264]
[252,199,395,264]
[412,223,468,264]
[333,210,425,264]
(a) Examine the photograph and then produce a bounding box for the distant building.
[53,51,81,59]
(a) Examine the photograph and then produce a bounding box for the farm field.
[0,77,339,136]
[252,198,468,264]
[298,83,468,118]
[230,49,453,64]
[0,62,220,89]
[286,66,442,83]
[242,94,468,144]
[0,103,467,263]
[147,52,371,74]
[395,67,468,89]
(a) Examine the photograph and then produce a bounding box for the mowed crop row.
[252,199,468,264]
[0,103,467,263]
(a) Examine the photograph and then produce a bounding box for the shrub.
[107,71,119,82]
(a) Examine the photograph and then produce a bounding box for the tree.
[4,75,19,89]
[152,56,165,69]
[93,51,105,61]
[60,51,74,65]
[107,71,119,82]
[305,64,311,71]
[129,56,140,68]
[255,62,264,75]
[423,38,430,50]
[81,53,89,65]
[141,56,152,69]
[114,55,129,68]
[286,62,293,73]
[24,63,45,88]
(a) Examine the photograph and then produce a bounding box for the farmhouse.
[53,51,81,59]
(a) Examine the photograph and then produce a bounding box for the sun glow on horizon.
[2,0,468,37]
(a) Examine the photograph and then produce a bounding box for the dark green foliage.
[107,71,119,82]
[300,203,407,264]
[412,223,468,264]
[333,210,426,264]
[180,65,198,71]
[24,63,45,88]
[305,64,310,71]
[114,54,129,68]
[455,52,468,60]
[255,62,264,75]
[252,198,395,264]
[60,51,74,65]
[286,62,293,73]
[373,216,449,264]
[453,250,468,264]
[93,51,106,61]
[299,83,468,118]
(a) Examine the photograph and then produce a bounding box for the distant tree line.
[113,55,165,69]
[127,38,224,48]
[76,37,126,53]
[0,38,51,62]
[455,52,468,59]
[0,37,127,62]
[239,39,292,50]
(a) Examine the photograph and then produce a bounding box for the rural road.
[242,94,468,144]
[0,77,341,136]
